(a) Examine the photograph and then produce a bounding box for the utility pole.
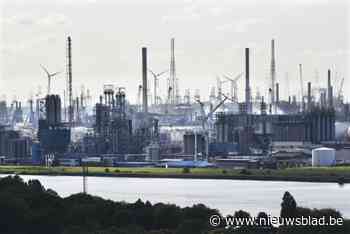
[82,163,88,194]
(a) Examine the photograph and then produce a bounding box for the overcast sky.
[0,0,349,104]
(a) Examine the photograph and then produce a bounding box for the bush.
[337,176,345,185]
[222,170,227,174]
[114,169,120,173]
[264,170,271,175]
[182,168,191,174]
[239,169,251,175]
[104,168,110,173]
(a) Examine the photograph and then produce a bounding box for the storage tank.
[146,143,160,162]
[312,147,336,167]
[335,122,350,140]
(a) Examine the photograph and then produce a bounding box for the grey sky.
[0,0,349,104]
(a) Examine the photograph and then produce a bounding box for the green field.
[0,165,350,183]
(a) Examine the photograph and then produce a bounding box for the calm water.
[2,174,349,218]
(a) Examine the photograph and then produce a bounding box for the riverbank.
[1,165,350,183]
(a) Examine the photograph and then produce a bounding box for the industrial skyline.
[0,0,349,104]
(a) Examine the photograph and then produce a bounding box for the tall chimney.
[327,69,333,108]
[307,82,312,111]
[67,36,73,126]
[276,82,279,104]
[299,64,304,103]
[142,47,148,113]
[271,39,276,105]
[245,48,251,114]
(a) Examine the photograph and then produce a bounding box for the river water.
[2,175,349,218]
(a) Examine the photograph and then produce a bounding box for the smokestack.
[67,36,73,126]
[328,69,333,108]
[307,82,312,111]
[271,39,276,105]
[142,47,148,113]
[276,82,279,104]
[245,48,251,114]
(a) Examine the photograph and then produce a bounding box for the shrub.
[105,168,110,173]
[239,169,251,175]
[182,168,191,174]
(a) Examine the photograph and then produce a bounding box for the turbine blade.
[156,70,169,77]
[233,72,244,81]
[148,69,156,77]
[50,71,61,77]
[40,65,50,76]
[223,75,233,81]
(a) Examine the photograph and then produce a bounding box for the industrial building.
[0,37,348,169]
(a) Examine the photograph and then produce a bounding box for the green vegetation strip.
[0,166,349,183]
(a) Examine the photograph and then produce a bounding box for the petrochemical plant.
[0,37,350,169]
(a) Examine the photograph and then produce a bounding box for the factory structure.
[0,37,350,168]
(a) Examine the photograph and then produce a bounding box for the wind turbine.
[40,65,61,95]
[223,72,244,103]
[195,95,228,161]
[216,76,223,101]
[148,69,168,105]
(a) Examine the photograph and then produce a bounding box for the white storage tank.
[312,147,336,167]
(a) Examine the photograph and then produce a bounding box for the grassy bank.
[0,165,349,183]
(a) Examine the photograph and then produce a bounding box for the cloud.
[216,18,263,33]
[162,13,200,23]
[2,15,36,25]
[279,0,331,5]
[2,13,70,27]
[162,0,201,23]
[235,18,261,32]
[1,33,58,55]
[37,14,70,26]
[216,23,233,31]
[209,7,227,16]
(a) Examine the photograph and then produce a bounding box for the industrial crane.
[223,72,244,103]
[40,65,61,95]
[148,69,168,105]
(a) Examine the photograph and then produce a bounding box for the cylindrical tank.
[31,142,42,164]
[312,147,336,167]
[146,143,160,162]
[335,122,350,140]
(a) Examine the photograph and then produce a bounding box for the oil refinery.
[0,37,349,169]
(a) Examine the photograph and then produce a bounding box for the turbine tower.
[223,73,244,103]
[40,65,61,95]
[148,69,168,105]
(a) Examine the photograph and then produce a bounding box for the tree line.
[0,175,349,234]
